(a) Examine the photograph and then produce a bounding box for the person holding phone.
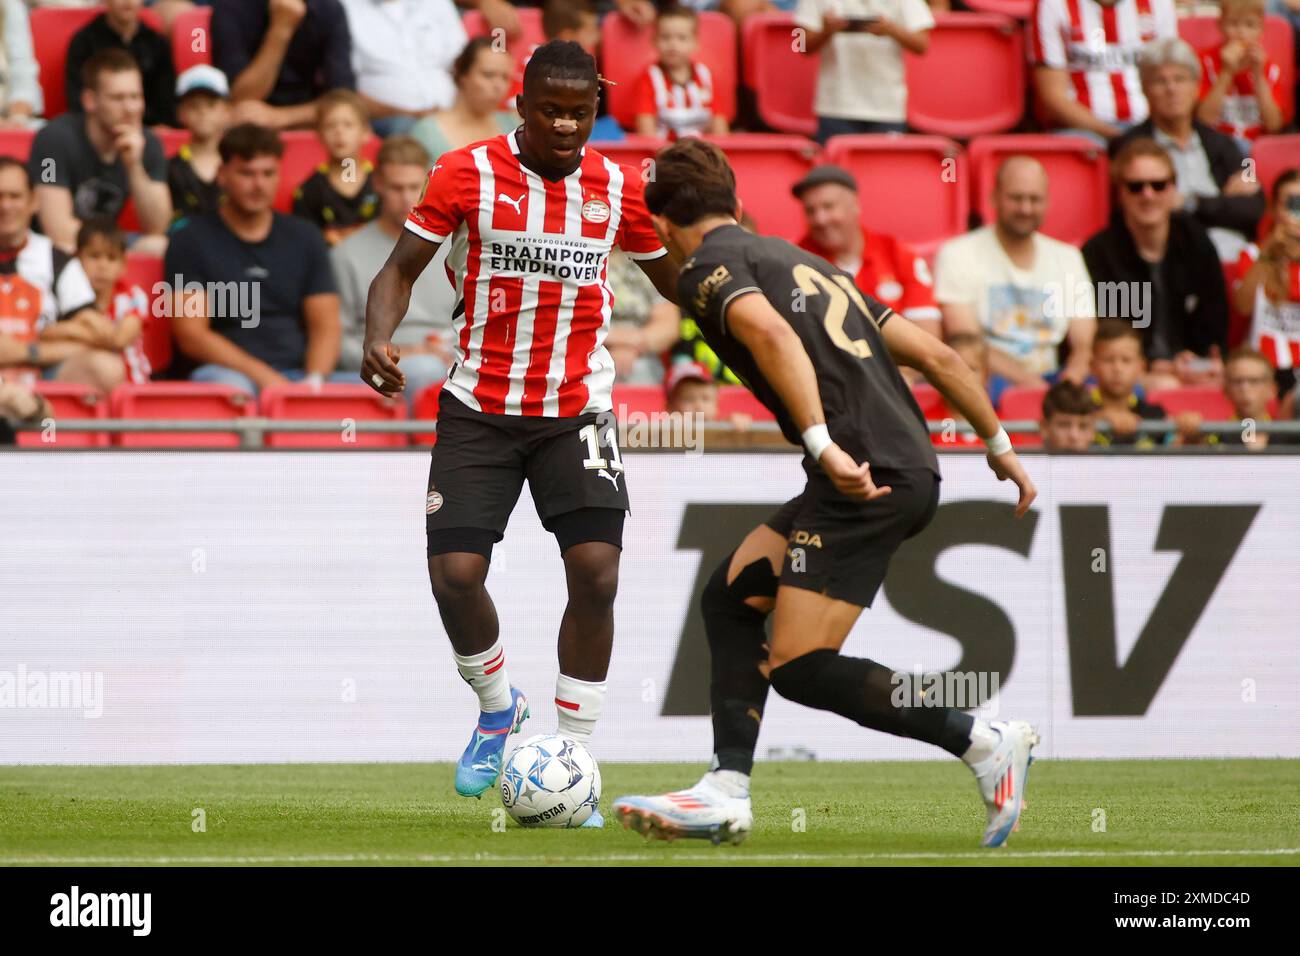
[794,0,934,144]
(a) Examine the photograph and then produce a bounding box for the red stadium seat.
[741,13,819,137]
[31,6,100,118]
[1253,135,1300,199]
[19,383,110,448]
[171,5,215,72]
[1179,15,1294,125]
[998,383,1046,448]
[613,384,667,418]
[259,384,408,448]
[911,383,948,420]
[822,135,968,256]
[1147,387,1238,421]
[109,383,255,448]
[967,135,1110,245]
[411,382,443,445]
[702,134,819,242]
[0,128,34,161]
[715,386,774,422]
[588,137,664,179]
[273,133,381,213]
[600,12,737,131]
[152,126,191,159]
[124,254,171,375]
[905,14,1025,137]
[962,0,1034,16]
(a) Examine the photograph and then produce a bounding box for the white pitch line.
[2,847,1297,865]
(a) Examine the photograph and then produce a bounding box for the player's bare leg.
[429,550,529,798]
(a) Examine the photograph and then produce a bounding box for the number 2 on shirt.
[792,263,873,359]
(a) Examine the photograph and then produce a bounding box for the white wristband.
[984,426,1012,456]
[802,423,833,461]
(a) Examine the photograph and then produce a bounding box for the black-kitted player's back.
[678,224,939,476]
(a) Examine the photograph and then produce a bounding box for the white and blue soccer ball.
[500,734,601,828]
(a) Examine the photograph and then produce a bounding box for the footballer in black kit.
[613,139,1042,849]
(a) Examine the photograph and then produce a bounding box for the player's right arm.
[362,230,439,394]
[881,314,1037,517]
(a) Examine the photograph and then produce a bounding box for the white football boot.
[613,774,753,845]
[969,719,1040,848]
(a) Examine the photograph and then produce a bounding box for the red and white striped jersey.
[634,61,717,140]
[1198,47,1284,144]
[405,131,667,416]
[1030,0,1177,126]
[1235,247,1300,370]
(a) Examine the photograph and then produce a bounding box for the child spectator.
[1089,319,1180,447]
[665,360,752,430]
[1195,0,1285,150]
[168,66,231,230]
[1184,347,1296,446]
[1040,379,1097,451]
[634,6,728,139]
[65,0,177,128]
[292,91,378,246]
[545,0,600,54]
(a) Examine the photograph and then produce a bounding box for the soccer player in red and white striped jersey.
[1031,0,1177,141]
[363,42,681,814]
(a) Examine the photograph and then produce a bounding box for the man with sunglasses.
[1082,137,1229,391]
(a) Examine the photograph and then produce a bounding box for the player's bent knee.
[702,551,777,628]
[427,551,490,603]
[564,546,620,608]
[767,649,837,706]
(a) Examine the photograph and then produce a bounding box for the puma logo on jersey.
[598,469,620,491]
[497,192,525,214]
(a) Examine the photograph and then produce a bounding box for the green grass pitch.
[1,760,1296,866]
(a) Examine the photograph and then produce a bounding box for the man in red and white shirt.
[1031,0,1178,141]
[363,42,679,808]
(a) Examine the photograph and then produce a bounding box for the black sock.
[768,649,974,758]
[702,553,777,775]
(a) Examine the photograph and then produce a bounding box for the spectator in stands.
[794,165,939,337]
[1196,0,1285,150]
[214,0,355,131]
[796,0,933,143]
[947,329,1011,409]
[1040,379,1097,451]
[1231,168,1300,394]
[332,136,453,406]
[936,156,1096,387]
[0,379,49,444]
[0,158,98,387]
[166,123,345,394]
[1112,38,1264,258]
[606,249,680,384]
[66,0,177,128]
[634,5,728,139]
[29,49,173,256]
[1088,318,1181,447]
[338,0,466,137]
[410,38,518,160]
[547,0,600,53]
[1031,0,1178,143]
[1083,138,1229,390]
[292,90,378,246]
[664,359,751,429]
[169,66,231,229]
[1181,347,1294,446]
[40,218,151,392]
[1,0,43,127]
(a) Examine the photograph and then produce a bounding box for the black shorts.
[765,464,940,608]
[426,392,629,555]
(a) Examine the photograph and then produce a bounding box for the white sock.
[554,673,606,742]
[452,641,513,713]
[961,718,1002,766]
[703,769,750,798]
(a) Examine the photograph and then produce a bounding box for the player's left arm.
[634,252,683,306]
[881,312,1037,517]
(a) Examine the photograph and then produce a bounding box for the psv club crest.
[582,198,610,224]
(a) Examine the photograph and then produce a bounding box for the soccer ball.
[499,734,601,828]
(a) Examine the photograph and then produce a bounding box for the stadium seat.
[904,13,1025,137]
[0,128,34,161]
[998,384,1047,447]
[109,382,255,448]
[588,136,664,179]
[124,254,171,375]
[741,12,819,137]
[1147,387,1239,422]
[1253,135,1300,199]
[273,132,381,213]
[1179,15,1294,125]
[152,127,191,159]
[411,382,443,445]
[612,384,667,418]
[962,0,1034,16]
[19,382,110,448]
[30,6,100,119]
[600,12,738,131]
[259,384,408,448]
[822,135,968,256]
[701,134,819,243]
[911,383,948,420]
[171,5,215,73]
[716,386,774,422]
[462,7,546,51]
[967,135,1110,246]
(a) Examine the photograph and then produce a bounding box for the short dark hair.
[543,0,596,39]
[76,217,126,255]
[219,123,284,163]
[522,39,598,95]
[82,47,141,92]
[1093,317,1144,348]
[644,138,738,226]
[452,37,498,84]
[1042,380,1094,419]
[0,156,31,191]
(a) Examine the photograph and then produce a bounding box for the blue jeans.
[371,115,419,138]
[393,352,451,408]
[190,364,356,395]
[816,116,908,145]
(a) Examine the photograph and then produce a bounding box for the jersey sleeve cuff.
[875,307,897,329]
[622,246,668,261]
[718,287,762,334]
[404,219,447,244]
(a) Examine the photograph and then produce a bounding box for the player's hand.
[821,444,892,502]
[986,449,1036,518]
[362,340,405,395]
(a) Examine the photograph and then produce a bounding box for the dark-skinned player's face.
[516,75,597,174]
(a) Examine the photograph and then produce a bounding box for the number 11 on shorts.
[579,422,624,474]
